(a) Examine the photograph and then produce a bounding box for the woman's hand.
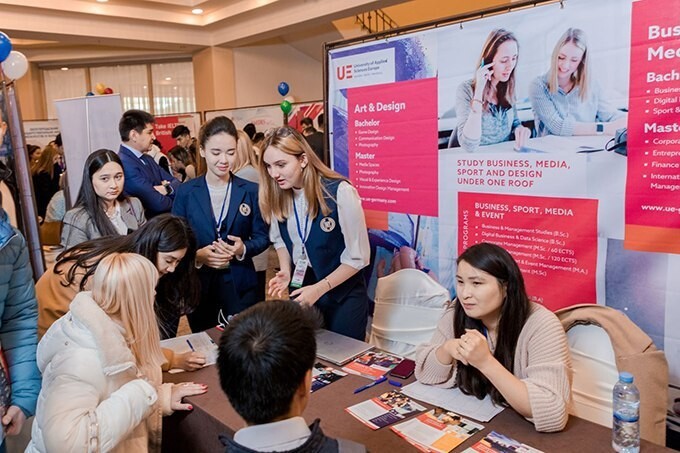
[474,62,494,93]
[172,351,207,371]
[513,125,531,150]
[196,244,231,268]
[268,270,290,298]
[458,329,494,370]
[441,338,469,366]
[170,382,208,411]
[290,283,325,307]
[224,235,245,258]
[2,406,26,436]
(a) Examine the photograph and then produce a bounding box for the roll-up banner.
[326,0,680,388]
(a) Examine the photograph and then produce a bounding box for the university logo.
[336,64,353,80]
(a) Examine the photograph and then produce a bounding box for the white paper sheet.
[400,381,505,422]
[160,331,218,373]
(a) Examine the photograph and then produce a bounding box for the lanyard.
[215,179,232,238]
[292,196,310,246]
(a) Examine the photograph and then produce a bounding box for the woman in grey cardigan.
[61,149,145,250]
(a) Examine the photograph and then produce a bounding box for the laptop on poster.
[315,329,373,366]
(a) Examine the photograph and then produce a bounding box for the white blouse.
[269,181,370,271]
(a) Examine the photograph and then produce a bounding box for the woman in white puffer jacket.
[27,253,206,453]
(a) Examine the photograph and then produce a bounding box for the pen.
[353,376,387,394]
[186,339,195,351]
[388,380,402,388]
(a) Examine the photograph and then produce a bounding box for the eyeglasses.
[263,126,295,139]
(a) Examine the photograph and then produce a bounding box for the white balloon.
[284,95,296,103]
[1,51,28,80]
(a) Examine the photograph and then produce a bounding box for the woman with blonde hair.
[454,28,531,152]
[529,28,627,136]
[259,127,370,340]
[28,253,207,452]
[30,143,63,219]
[228,130,268,301]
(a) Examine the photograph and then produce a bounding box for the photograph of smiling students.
[415,242,572,433]
[259,127,370,341]
[61,149,146,250]
[172,116,269,333]
[454,28,531,152]
[529,28,627,137]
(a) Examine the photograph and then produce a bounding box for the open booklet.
[346,390,426,430]
[342,350,403,380]
[391,408,484,452]
[311,363,347,392]
[462,431,544,453]
[160,331,219,372]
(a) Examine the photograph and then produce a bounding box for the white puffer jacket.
[26,292,173,453]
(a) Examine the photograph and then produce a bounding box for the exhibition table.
[162,329,670,452]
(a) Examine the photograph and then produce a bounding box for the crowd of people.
[0,108,571,452]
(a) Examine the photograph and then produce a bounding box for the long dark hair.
[453,242,530,405]
[55,214,201,330]
[471,29,519,111]
[74,149,129,237]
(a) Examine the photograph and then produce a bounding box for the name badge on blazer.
[320,217,336,232]
[239,203,251,216]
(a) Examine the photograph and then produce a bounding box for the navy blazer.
[172,174,270,295]
[118,145,180,217]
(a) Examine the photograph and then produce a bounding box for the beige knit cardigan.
[415,302,573,432]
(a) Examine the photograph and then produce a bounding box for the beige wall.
[15,63,47,121]
[233,40,324,107]
[192,47,237,113]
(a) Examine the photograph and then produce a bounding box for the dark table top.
[163,329,670,452]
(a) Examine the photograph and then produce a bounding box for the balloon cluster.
[277,81,293,114]
[0,32,29,80]
[86,83,114,96]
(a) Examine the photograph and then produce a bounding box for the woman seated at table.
[454,29,531,152]
[28,253,206,453]
[37,214,203,363]
[415,243,571,432]
[61,149,145,250]
[529,28,627,137]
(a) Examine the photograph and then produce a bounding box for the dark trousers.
[297,270,369,341]
[189,269,257,332]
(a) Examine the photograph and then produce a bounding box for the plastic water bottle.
[612,371,640,453]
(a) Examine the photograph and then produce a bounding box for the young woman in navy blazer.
[259,127,370,340]
[172,117,269,332]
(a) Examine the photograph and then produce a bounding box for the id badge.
[290,255,309,288]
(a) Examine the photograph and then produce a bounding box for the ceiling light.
[164,77,172,81]
[96,0,109,3]
[192,8,203,15]
[61,67,69,71]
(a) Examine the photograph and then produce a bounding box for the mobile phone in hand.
[390,358,415,379]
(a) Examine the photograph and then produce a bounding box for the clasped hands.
[443,329,493,369]
[198,235,244,268]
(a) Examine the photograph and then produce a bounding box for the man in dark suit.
[300,117,325,163]
[117,110,179,217]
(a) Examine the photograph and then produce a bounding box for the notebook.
[315,329,373,365]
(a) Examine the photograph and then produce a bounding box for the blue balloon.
[0,32,12,63]
[277,82,289,96]
[86,92,95,96]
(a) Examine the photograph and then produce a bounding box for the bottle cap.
[619,371,634,383]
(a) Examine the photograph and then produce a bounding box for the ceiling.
[0,0,408,65]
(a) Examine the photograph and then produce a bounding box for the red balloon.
[103,87,113,94]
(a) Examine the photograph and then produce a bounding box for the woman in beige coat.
[27,253,206,452]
